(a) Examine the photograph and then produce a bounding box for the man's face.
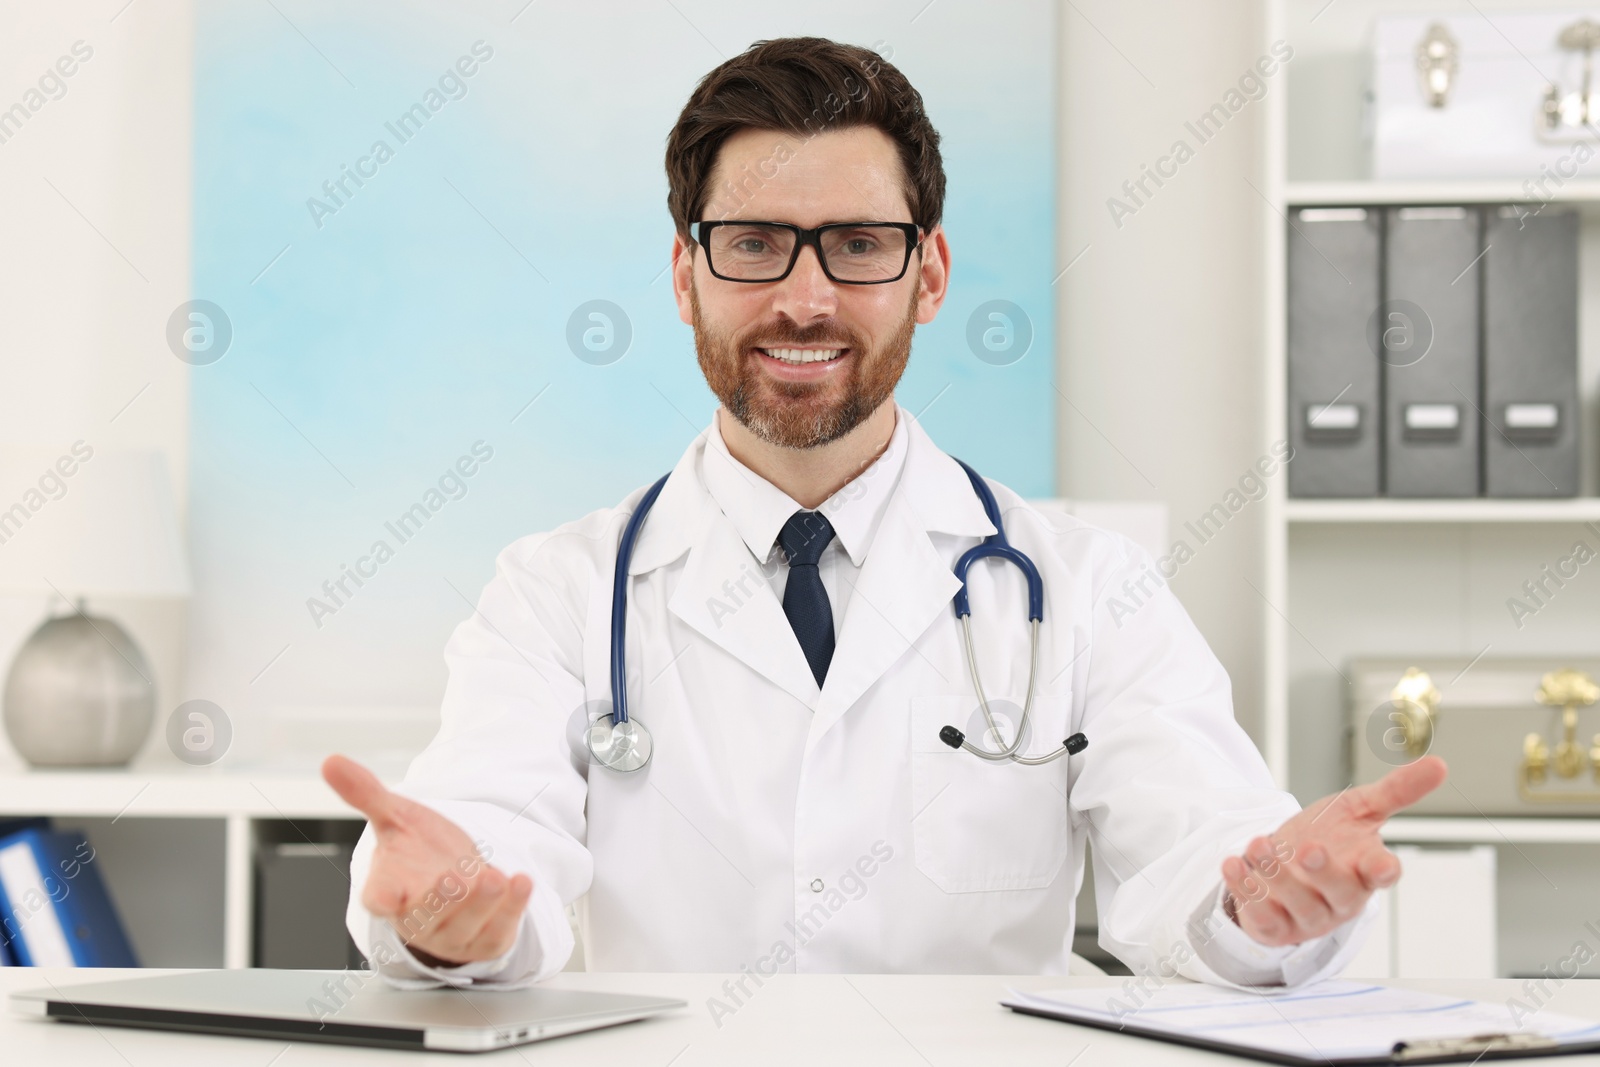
[672,126,948,450]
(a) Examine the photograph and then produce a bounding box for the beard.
[690,276,918,450]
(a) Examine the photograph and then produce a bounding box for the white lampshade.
[0,448,190,599]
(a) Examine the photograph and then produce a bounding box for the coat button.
[810,878,824,893]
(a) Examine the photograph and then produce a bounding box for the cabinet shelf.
[1287,180,1600,207]
[1384,816,1600,845]
[0,766,364,820]
[1285,499,1600,524]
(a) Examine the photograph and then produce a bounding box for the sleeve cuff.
[366,913,526,989]
[1186,881,1375,989]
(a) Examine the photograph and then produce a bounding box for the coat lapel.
[627,429,821,709]
[669,513,822,709]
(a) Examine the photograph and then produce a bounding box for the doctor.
[326,36,1446,992]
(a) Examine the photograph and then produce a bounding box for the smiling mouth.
[755,346,850,365]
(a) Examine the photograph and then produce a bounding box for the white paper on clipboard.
[1002,980,1600,1064]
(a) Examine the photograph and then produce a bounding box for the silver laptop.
[10,969,685,1052]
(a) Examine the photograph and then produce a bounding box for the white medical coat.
[348,401,1372,989]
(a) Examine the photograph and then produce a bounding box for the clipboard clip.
[1393,1031,1558,1062]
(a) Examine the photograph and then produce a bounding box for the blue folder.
[0,828,138,967]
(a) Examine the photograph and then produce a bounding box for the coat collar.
[622,401,998,745]
[701,406,911,570]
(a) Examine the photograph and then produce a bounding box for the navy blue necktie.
[778,509,836,687]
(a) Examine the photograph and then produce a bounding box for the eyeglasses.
[692,220,923,284]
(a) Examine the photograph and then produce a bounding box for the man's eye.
[735,239,768,254]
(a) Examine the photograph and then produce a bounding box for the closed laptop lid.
[10,969,685,1053]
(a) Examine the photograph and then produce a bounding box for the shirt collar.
[702,402,911,569]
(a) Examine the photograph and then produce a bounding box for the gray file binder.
[1483,206,1580,497]
[1286,207,1381,497]
[1383,206,1482,497]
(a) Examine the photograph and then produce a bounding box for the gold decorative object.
[1542,19,1600,133]
[1388,667,1442,757]
[1519,668,1600,803]
[1416,22,1460,108]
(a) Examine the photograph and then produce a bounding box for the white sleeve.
[1185,882,1380,989]
[1069,536,1374,991]
[344,530,598,988]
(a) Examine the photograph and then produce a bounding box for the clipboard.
[1001,980,1600,1065]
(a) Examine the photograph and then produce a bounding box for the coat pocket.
[908,694,1071,893]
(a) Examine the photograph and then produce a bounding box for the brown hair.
[664,37,945,242]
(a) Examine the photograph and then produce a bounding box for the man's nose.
[770,244,839,322]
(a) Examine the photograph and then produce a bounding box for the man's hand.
[1221,756,1448,948]
[322,754,533,967]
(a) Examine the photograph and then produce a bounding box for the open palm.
[1221,756,1448,947]
[323,754,533,966]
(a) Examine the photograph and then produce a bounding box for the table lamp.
[0,448,190,766]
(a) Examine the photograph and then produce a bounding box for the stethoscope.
[585,459,1088,772]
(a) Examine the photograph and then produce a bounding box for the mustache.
[744,324,861,349]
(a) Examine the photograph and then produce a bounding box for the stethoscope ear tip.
[938,725,966,750]
[1065,732,1088,756]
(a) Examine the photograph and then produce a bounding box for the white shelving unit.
[1264,1,1600,794]
[0,762,364,969]
[1265,0,1600,979]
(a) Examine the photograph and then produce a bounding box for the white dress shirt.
[703,406,910,644]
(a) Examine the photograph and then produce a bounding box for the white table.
[7,969,1600,1065]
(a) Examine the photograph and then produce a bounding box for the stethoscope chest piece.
[587,716,653,772]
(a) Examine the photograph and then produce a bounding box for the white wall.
[1057,0,1273,739]
[0,0,193,764]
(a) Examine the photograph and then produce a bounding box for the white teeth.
[764,348,844,365]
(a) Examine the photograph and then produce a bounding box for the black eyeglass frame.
[691,220,924,285]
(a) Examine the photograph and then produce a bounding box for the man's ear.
[915,224,950,325]
[671,233,696,326]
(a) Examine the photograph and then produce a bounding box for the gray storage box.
[254,838,364,968]
[1287,207,1382,498]
[1483,205,1580,498]
[1383,207,1482,497]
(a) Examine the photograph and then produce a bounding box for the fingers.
[1230,837,1334,939]
[322,755,407,832]
[360,852,480,930]
[456,874,535,961]
[1222,835,1387,946]
[360,835,490,925]
[1222,852,1297,947]
[1356,844,1402,891]
[420,867,509,945]
[1292,842,1368,917]
[396,868,535,965]
[1345,756,1448,821]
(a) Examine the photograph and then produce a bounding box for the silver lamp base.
[3,610,155,767]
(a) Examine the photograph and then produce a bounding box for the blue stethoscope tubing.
[944,458,1076,765]
[592,459,1087,771]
